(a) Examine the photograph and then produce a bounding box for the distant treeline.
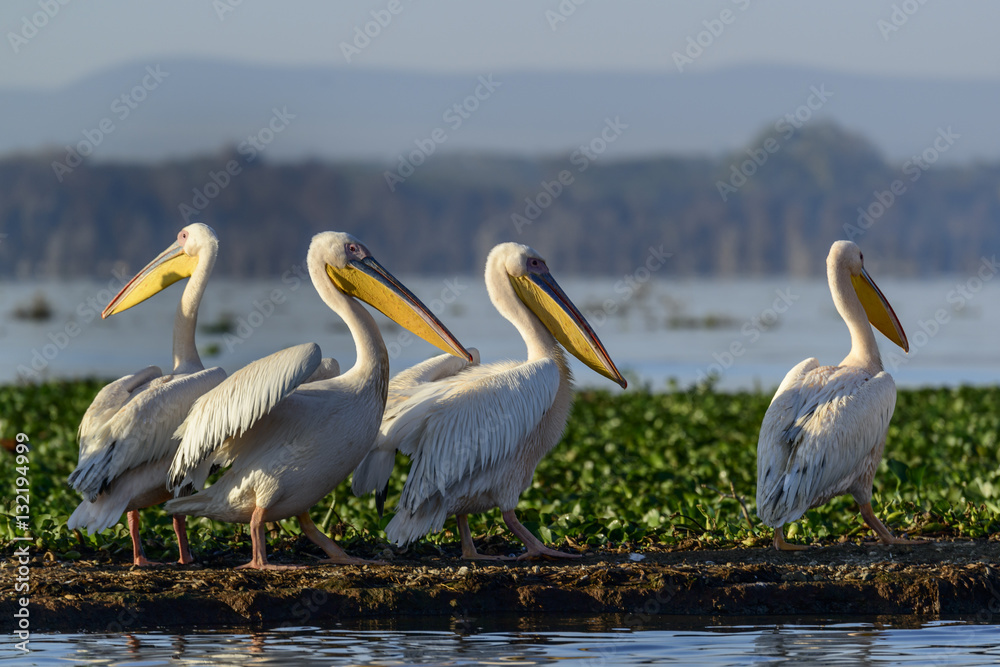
[1,123,997,279]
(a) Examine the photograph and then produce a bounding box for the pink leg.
[860,502,930,545]
[457,514,510,561]
[173,514,194,565]
[235,506,304,570]
[773,526,809,551]
[501,510,581,561]
[297,512,376,565]
[128,510,159,567]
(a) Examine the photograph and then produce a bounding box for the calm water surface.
[3,617,1000,666]
[2,276,998,389]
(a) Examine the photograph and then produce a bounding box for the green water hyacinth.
[1,381,998,560]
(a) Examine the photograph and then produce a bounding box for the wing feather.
[304,357,340,383]
[385,349,480,408]
[69,367,226,502]
[168,342,321,490]
[352,349,480,500]
[756,361,896,527]
[382,359,560,514]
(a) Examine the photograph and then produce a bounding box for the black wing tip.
[167,472,184,491]
[375,482,389,518]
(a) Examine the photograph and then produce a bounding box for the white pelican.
[164,232,470,570]
[756,240,926,550]
[353,242,627,560]
[67,223,226,566]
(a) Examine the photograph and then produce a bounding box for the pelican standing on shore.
[756,240,927,550]
[165,232,470,569]
[353,242,627,560]
[67,223,226,566]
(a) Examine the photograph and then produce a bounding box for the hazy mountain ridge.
[1,123,997,279]
[3,59,1000,164]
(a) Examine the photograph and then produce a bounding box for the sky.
[2,0,1000,88]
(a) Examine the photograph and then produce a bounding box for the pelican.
[164,232,470,569]
[67,223,226,566]
[756,240,926,550]
[353,242,627,560]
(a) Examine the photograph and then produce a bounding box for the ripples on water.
[5,617,1000,666]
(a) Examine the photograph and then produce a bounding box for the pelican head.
[103,223,219,318]
[491,242,627,388]
[828,240,908,352]
[315,231,471,360]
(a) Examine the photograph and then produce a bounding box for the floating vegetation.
[665,313,741,330]
[0,381,997,560]
[200,312,236,335]
[12,291,53,322]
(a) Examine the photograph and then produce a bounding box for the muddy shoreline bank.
[4,540,999,632]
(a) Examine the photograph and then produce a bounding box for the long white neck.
[485,257,558,363]
[308,259,388,401]
[172,250,215,373]
[829,263,882,374]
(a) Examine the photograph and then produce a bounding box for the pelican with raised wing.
[67,223,226,566]
[164,232,470,570]
[353,242,627,560]
[756,240,927,551]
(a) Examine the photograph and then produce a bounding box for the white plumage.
[756,362,895,527]
[755,240,922,550]
[353,242,626,560]
[168,343,322,493]
[377,356,562,548]
[67,223,225,566]
[164,231,469,569]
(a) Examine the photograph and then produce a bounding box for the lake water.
[4,617,1000,665]
[2,277,998,661]
[1,275,997,391]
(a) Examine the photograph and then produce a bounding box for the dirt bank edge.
[5,541,999,632]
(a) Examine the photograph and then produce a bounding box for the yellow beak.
[510,272,627,388]
[851,267,909,352]
[103,242,199,318]
[326,257,471,360]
